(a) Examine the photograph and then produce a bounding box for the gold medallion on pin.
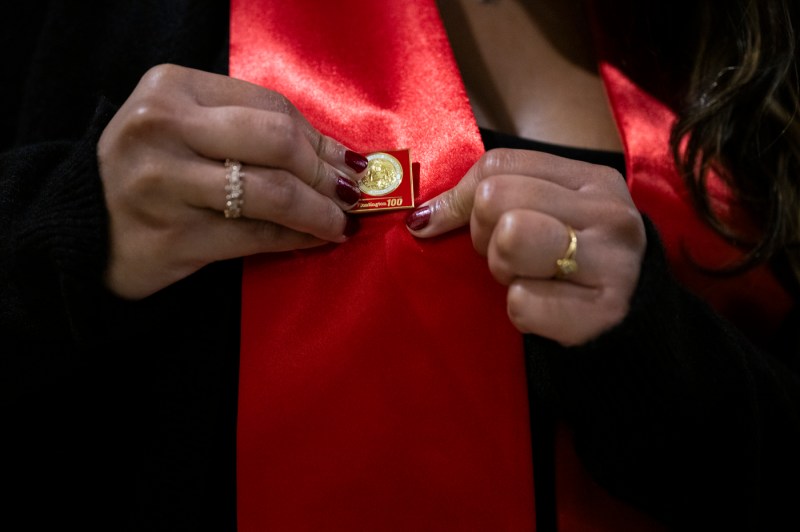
[351,149,416,213]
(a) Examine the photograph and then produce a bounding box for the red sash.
[600,63,793,343]
[231,1,792,530]
[231,1,534,529]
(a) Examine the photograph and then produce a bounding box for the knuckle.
[506,284,532,332]
[450,189,472,218]
[127,100,173,133]
[598,165,625,184]
[309,159,327,191]
[123,161,167,203]
[487,251,511,284]
[473,178,496,208]
[479,148,514,177]
[605,200,646,248]
[472,177,501,224]
[623,205,647,244]
[267,113,302,160]
[139,63,184,92]
[442,188,472,221]
[493,213,523,261]
[584,165,626,197]
[265,91,294,115]
[313,133,330,156]
[265,170,299,215]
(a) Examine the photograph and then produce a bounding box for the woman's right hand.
[98,64,367,300]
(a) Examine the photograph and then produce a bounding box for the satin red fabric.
[600,63,793,344]
[232,1,534,529]
[231,1,791,530]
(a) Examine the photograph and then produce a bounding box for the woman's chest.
[438,0,623,152]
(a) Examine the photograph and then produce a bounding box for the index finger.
[180,66,369,176]
[404,165,482,237]
[184,106,361,208]
[405,148,606,238]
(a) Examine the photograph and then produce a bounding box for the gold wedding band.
[224,159,244,219]
[555,225,578,278]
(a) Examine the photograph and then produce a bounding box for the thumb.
[405,163,483,237]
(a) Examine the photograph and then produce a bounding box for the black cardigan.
[2,1,799,530]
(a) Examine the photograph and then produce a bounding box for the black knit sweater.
[2,2,799,531]
[1,2,238,530]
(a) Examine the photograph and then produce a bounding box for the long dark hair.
[670,0,800,279]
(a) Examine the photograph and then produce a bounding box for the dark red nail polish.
[336,176,361,205]
[345,150,368,172]
[405,205,431,231]
[343,215,360,238]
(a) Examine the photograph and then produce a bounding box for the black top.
[2,2,799,531]
[479,128,627,177]
[479,127,626,532]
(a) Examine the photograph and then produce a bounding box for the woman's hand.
[406,148,646,346]
[98,64,367,300]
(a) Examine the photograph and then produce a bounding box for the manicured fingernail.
[345,150,368,172]
[336,176,361,204]
[405,205,431,231]
[343,215,360,238]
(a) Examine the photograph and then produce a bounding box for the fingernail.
[405,205,431,231]
[345,150,368,172]
[343,215,360,238]
[336,176,361,204]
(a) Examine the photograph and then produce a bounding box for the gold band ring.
[224,159,244,219]
[555,225,578,278]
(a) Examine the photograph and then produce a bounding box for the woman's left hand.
[406,148,646,346]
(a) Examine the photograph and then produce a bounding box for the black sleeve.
[0,0,230,399]
[0,96,138,527]
[525,218,800,530]
[0,3,238,529]
[0,98,120,400]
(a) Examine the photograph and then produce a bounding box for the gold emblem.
[359,152,404,196]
